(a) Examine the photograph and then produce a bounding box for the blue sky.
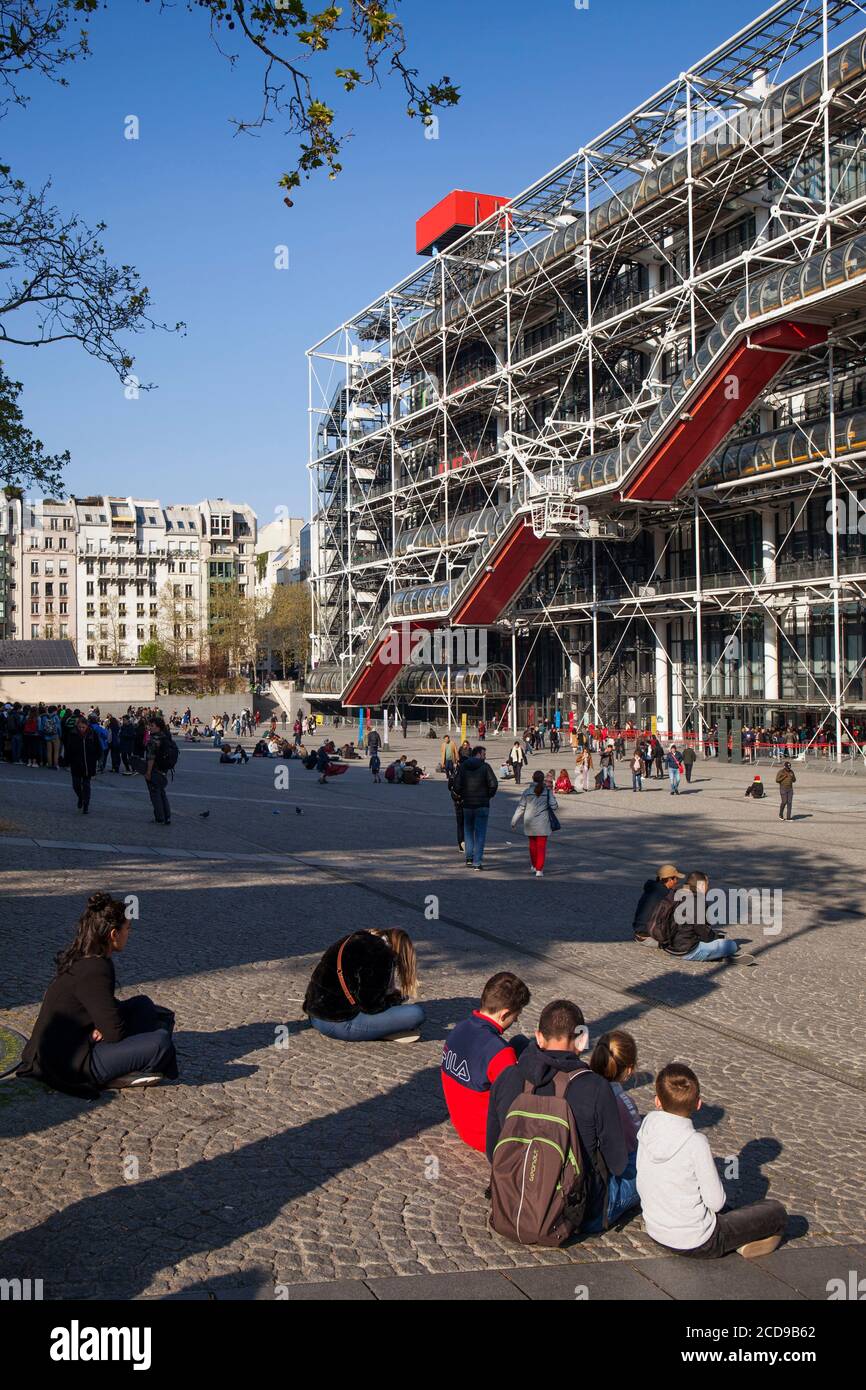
[5,0,777,524]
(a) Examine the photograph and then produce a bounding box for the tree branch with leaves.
[189,0,459,202]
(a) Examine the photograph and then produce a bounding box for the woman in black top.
[66,714,99,814]
[17,893,178,1094]
[303,929,425,1042]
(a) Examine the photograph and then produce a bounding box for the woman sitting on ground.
[303,928,425,1043]
[17,893,178,1094]
[555,767,575,794]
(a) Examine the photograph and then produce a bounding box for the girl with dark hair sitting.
[584,1029,642,1232]
[303,928,425,1043]
[17,893,179,1094]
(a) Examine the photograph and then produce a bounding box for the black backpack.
[647,892,678,947]
[156,735,179,774]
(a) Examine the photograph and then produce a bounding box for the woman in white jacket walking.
[511,768,559,877]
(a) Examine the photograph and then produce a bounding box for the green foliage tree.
[138,637,180,693]
[259,579,311,677]
[0,361,68,493]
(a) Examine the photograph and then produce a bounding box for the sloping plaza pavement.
[1,731,864,1301]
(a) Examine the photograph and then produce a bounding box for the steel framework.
[307,0,866,756]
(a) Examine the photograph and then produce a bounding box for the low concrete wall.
[0,667,156,707]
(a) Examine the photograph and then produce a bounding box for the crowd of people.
[0,701,178,824]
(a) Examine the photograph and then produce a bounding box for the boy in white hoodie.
[637,1063,787,1258]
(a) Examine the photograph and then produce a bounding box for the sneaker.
[535,869,544,877]
[104,1072,163,1090]
[465,859,473,866]
[381,1031,421,1044]
[737,1233,782,1259]
[458,841,465,852]
[473,863,484,871]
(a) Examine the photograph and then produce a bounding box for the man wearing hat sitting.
[632,864,684,945]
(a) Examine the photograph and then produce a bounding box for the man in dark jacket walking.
[144,716,173,824]
[454,746,498,869]
[66,715,99,814]
[119,715,137,774]
[486,998,628,1233]
[632,863,683,943]
[680,744,697,783]
[775,762,796,821]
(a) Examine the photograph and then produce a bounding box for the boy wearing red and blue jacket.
[441,972,530,1152]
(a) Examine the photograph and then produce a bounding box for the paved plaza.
[1,732,865,1300]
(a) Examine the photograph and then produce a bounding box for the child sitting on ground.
[637,1062,787,1259]
[744,775,765,798]
[441,971,530,1152]
[585,1030,641,1230]
[554,768,575,794]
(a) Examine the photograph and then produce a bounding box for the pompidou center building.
[307,0,866,752]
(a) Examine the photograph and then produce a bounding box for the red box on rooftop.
[415,190,510,257]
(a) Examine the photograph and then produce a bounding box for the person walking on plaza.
[107,714,122,773]
[41,705,62,769]
[454,745,498,870]
[512,768,559,878]
[67,715,99,814]
[665,745,683,795]
[119,714,136,774]
[508,738,526,785]
[446,757,465,853]
[89,715,109,773]
[440,732,458,774]
[143,715,175,825]
[22,705,40,766]
[642,737,653,779]
[680,743,697,784]
[652,737,665,779]
[631,748,643,792]
[577,745,593,792]
[599,744,616,790]
[775,761,796,821]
